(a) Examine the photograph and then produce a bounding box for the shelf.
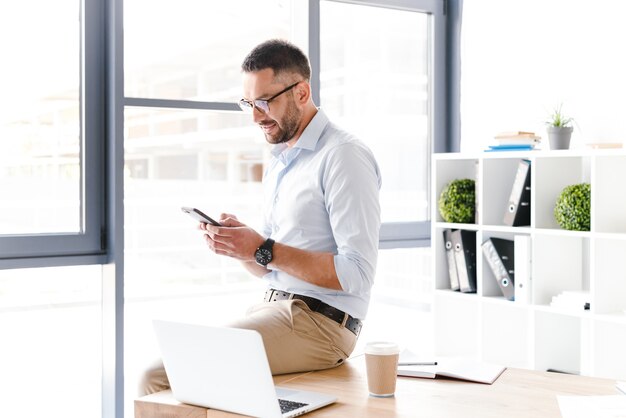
[593,232,626,241]
[435,149,626,159]
[432,151,626,380]
[594,155,626,234]
[434,158,478,224]
[593,237,626,315]
[480,225,531,234]
[534,156,590,230]
[481,295,521,308]
[433,292,480,359]
[532,304,593,319]
[534,310,585,374]
[533,228,592,238]
[593,312,626,324]
[593,321,626,379]
[482,301,531,368]
[434,222,479,230]
[433,288,479,299]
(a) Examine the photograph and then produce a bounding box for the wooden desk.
[135,356,618,418]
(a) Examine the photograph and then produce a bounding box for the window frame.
[0,0,106,269]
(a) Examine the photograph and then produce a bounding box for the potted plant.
[546,104,574,150]
[438,179,475,223]
[554,183,590,231]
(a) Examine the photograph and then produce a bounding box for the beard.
[259,99,302,145]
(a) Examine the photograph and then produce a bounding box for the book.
[397,357,506,385]
[486,144,536,152]
[489,132,541,152]
[494,131,539,139]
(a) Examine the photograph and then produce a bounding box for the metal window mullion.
[308,0,321,105]
[124,97,239,112]
[102,0,125,416]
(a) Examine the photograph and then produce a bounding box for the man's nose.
[252,106,266,123]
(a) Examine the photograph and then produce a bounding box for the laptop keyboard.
[278,399,309,414]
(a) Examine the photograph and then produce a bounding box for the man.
[141,39,381,395]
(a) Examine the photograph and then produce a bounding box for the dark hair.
[241,39,311,81]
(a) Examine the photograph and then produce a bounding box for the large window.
[0,0,104,265]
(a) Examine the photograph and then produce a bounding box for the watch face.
[255,248,272,266]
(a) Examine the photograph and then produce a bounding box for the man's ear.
[294,81,311,106]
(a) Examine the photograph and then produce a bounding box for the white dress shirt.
[261,109,381,319]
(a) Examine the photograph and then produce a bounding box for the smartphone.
[181,207,222,226]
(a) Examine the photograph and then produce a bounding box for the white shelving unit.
[432,149,626,380]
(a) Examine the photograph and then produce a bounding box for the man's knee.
[138,361,169,397]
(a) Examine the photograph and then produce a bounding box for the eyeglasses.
[238,81,301,114]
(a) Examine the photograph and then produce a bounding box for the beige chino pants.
[139,299,358,396]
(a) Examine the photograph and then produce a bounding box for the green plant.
[438,179,475,223]
[546,104,574,128]
[554,183,591,231]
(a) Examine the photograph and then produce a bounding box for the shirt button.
[274,195,279,203]
[274,225,280,233]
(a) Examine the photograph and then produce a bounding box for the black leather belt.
[264,289,362,337]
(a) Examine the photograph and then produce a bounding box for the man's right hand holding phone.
[201,213,270,277]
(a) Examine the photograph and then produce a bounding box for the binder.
[514,235,532,305]
[451,230,477,293]
[443,229,460,291]
[481,238,515,301]
[503,159,531,226]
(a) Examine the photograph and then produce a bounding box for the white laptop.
[152,320,338,418]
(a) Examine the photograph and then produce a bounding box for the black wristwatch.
[254,238,275,267]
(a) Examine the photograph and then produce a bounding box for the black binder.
[451,230,477,293]
[503,159,531,226]
[481,238,515,301]
[443,229,460,291]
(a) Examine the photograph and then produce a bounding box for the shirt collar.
[270,108,329,158]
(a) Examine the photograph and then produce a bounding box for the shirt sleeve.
[322,141,382,295]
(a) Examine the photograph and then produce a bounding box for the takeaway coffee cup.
[364,341,400,397]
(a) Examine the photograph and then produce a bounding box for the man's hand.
[200,214,265,262]
[199,214,341,289]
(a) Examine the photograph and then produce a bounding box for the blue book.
[485,144,535,152]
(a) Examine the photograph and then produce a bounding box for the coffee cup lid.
[364,341,400,355]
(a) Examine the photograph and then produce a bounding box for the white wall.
[461,0,626,152]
